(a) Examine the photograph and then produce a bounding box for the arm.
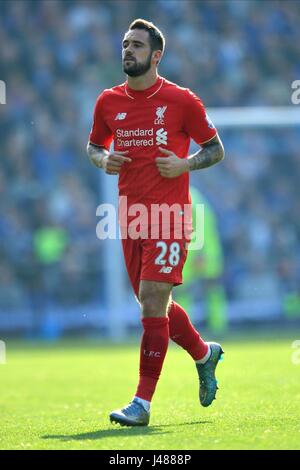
[187,134,224,171]
[156,88,224,177]
[155,135,224,178]
[86,142,108,169]
[88,93,131,174]
[87,141,132,175]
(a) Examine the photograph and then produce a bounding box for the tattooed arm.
[87,142,131,174]
[156,134,224,178]
[87,142,108,168]
[187,134,224,171]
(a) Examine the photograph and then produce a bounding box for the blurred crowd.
[0,0,300,327]
[192,127,300,304]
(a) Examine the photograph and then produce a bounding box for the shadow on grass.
[42,426,167,441]
[164,421,212,427]
[42,421,211,442]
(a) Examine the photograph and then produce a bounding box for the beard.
[123,52,152,77]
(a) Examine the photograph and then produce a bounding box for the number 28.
[155,241,181,267]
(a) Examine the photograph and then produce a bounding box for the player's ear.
[152,50,163,66]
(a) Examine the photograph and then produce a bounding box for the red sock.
[135,317,169,402]
[168,301,208,360]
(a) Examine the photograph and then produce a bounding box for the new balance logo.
[156,128,168,146]
[159,266,173,274]
[115,112,127,120]
[154,106,167,125]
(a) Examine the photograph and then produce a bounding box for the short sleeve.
[183,89,217,145]
[89,93,113,150]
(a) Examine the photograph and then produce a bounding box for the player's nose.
[123,46,135,58]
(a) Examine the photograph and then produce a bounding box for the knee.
[140,291,161,317]
[139,284,171,318]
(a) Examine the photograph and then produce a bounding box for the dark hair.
[129,19,165,63]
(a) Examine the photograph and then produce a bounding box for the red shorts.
[121,226,190,297]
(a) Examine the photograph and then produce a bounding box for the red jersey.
[89,76,217,226]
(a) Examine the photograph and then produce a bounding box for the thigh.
[121,237,142,297]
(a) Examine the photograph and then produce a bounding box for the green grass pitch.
[0,336,299,450]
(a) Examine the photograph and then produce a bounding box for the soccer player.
[87,19,225,427]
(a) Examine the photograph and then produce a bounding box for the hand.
[155,147,189,178]
[102,150,132,175]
